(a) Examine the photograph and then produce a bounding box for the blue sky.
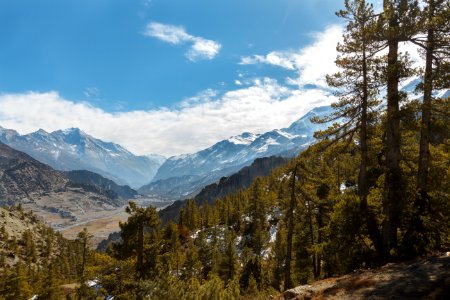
[0,0,349,156]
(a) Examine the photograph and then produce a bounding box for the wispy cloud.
[240,25,343,88]
[83,86,100,98]
[0,82,334,157]
[143,22,221,61]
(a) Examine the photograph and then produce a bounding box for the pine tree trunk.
[359,37,383,256]
[137,222,144,279]
[316,205,323,278]
[383,4,403,258]
[417,1,435,205]
[284,165,297,290]
[307,196,317,279]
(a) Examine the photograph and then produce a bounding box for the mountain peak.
[285,106,333,135]
[228,132,260,145]
[0,126,20,140]
[33,128,50,135]
[61,127,85,135]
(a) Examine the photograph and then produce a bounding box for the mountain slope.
[194,156,287,205]
[0,141,128,231]
[65,170,138,200]
[144,106,332,199]
[0,127,165,188]
[0,141,68,199]
[158,156,288,223]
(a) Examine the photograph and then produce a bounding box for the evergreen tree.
[379,0,420,258]
[11,262,33,300]
[248,178,269,257]
[322,0,385,256]
[114,201,161,280]
[38,262,61,300]
[218,229,238,283]
[76,228,92,282]
[284,164,298,289]
[403,0,450,256]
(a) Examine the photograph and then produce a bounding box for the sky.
[0,0,358,157]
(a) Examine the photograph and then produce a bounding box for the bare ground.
[282,254,450,300]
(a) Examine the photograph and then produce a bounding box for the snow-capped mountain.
[0,127,165,188]
[142,106,333,198]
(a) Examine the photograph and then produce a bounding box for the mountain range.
[0,127,165,188]
[140,105,333,199]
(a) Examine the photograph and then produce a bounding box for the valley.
[57,197,173,246]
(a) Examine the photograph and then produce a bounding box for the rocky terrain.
[282,254,450,300]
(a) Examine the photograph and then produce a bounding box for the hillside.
[0,141,68,200]
[0,206,62,269]
[195,156,288,205]
[0,205,113,299]
[0,141,128,235]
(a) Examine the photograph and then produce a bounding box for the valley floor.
[58,205,129,246]
[22,196,174,247]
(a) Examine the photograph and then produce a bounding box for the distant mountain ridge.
[65,170,138,200]
[158,156,288,223]
[194,156,288,205]
[0,127,165,188]
[143,106,333,199]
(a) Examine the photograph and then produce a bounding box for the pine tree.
[21,229,38,265]
[403,0,450,256]
[379,0,420,258]
[76,228,92,282]
[11,262,33,300]
[115,201,161,280]
[284,164,297,289]
[218,229,238,283]
[319,0,385,256]
[248,178,269,257]
[271,224,286,291]
[183,240,202,280]
[38,262,61,300]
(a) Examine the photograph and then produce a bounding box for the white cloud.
[240,25,343,88]
[0,82,335,157]
[143,22,221,61]
[240,52,296,70]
